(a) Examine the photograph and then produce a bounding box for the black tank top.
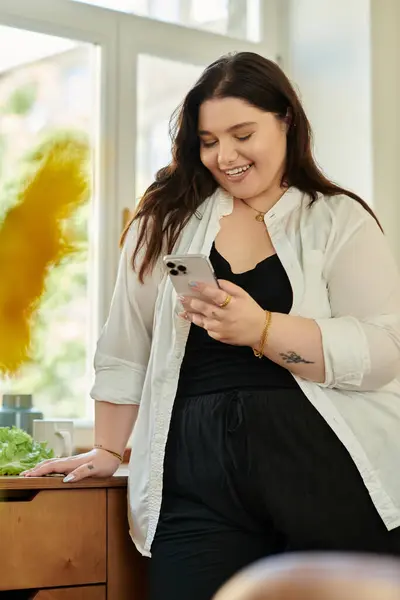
[176,244,299,396]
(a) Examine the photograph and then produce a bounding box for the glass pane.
[136,55,203,198]
[70,0,261,41]
[0,25,99,419]
[289,0,372,202]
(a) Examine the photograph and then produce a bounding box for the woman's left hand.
[179,279,266,348]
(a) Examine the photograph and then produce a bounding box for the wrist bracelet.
[94,444,123,462]
[253,310,272,358]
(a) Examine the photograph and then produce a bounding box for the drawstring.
[225,391,246,471]
[227,392,244,433]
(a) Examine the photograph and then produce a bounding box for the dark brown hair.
[123,51,380,282]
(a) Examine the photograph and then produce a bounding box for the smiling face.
[198,97,288,202]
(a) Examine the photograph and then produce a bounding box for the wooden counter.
[0,471,148,599]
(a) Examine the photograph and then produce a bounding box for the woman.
[22,52,400,600]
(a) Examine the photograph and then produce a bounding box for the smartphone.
[163,253,220,298]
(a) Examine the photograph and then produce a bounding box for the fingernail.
[189,281,198,288]
[179,312,189,320]
[63,474,75,483]
[178,295,185,302]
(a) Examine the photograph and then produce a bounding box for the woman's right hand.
[20,448,122,483]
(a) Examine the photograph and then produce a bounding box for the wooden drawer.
[0,489,106,591]
[35,585,106,599]
[0,585,107,599]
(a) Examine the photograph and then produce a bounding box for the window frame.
[0,0,284,442]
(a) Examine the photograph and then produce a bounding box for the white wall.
[285,0,372,203]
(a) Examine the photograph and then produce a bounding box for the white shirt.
[90,187,400,557]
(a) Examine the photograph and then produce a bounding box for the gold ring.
[219,294,232,309]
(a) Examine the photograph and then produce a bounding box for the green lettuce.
[0,426,54,475]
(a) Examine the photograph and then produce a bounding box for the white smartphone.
[163,253,220,297]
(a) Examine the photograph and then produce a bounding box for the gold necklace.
[240,198,266,222]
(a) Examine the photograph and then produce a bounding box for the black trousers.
[149,389,400,600]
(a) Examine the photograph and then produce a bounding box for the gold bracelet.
[253,310,272,358]
[94,444,123,462]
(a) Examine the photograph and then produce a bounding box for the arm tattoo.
[280,351,314,365]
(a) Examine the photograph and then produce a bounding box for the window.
[136,55,203,197]
[0,0,275,432]
[289,0,372,202]
[0,26,99,419]
[70,0,261,41]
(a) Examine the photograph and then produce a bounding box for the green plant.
[4,82,38,116]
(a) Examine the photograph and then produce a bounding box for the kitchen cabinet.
[0,471,148,599]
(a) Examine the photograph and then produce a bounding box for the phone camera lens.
[177,265,187,272]
[166,262,175,269]
[170,269,179,276]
